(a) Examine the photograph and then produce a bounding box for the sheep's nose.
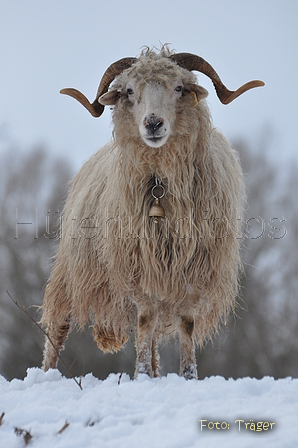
[144,116,164,134]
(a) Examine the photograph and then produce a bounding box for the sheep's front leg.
[151,334,160,378]
[135,303,158,378]
[179,315,198,380]
[42,318,71,371]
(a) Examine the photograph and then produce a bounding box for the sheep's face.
[99,58,209,149]
[124,79,186,148]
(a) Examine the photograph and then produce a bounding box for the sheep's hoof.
[134,363,153,379]
[181,365,198,380]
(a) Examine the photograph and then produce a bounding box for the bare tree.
[0,145,72,379]
[195,135,298,379]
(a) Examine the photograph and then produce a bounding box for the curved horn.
[170,53,264,104]
[60,88,104,117]
[60,57,137,117]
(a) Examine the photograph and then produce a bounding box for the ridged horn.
[60,57,137,117]
[170,52,264,104]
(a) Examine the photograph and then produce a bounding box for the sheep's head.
[61,49,264,148]
[100,55,209,148]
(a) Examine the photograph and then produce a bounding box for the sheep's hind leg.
[42,318,71,371]
[135,303,158,378]
[179,316,198,380]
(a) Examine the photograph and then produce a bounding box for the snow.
[0,368,297,448]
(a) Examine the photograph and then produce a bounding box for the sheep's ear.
[188,84,209,103]
[98,89,120,106]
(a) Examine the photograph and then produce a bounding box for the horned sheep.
[41,47,264,379]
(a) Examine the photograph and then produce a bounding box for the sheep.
[41,46,264,379]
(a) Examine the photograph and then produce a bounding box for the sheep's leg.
[42,318,71,371]
[135,304,158,378]
[179,315,198,380]
[151,334,160,378]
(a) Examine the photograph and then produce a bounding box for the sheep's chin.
[142,134,169,148]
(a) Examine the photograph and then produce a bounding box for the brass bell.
[149,198,165,224]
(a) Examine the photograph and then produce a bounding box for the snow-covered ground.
[0,368,297,448]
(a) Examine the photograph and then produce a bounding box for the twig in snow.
[5,290,82,391]
[14,427,32,445]
[57,420,69,435]
[118,370,124,385]
[86,419,96,427]
[69,348,80,370]
[23,430,32,445]
[0,412,4,425]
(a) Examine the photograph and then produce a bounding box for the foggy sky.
[0,0,297,169]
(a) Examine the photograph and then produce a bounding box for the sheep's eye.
[175,86,183,92]
[126,88,134,96]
